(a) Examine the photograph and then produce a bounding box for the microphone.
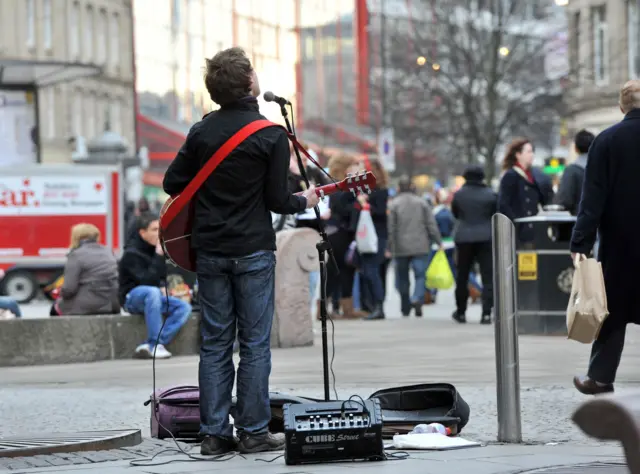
[263,91,290,106]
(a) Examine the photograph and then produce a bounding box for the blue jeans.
[360,237,387,306]
[395,255,430,308]
[309,270,319,305]
[196,250,276,439]
[124,286,191,346]
[0,297,21,317]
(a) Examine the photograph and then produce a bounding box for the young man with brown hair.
[163,47,318,455]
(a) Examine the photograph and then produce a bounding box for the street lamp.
[417,56,426,66]
[432,63,440,71]
[554,0,568,6]
[499,46,510,57]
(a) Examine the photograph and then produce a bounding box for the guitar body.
[159,195,197,272]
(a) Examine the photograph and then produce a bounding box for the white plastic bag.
[355,209,378,254]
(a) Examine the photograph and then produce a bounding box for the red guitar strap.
[287,133,325,170]
[162,119,280,226]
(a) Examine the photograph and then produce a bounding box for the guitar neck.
[294,182,341,197]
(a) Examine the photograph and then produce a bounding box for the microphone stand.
[279,102,338,402]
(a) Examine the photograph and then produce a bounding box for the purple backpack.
[145,385,200,439]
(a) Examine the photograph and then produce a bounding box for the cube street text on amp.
[282,399,385,465]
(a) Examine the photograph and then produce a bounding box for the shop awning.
[0,59,101,87]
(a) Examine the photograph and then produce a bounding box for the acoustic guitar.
[160,170,377,272]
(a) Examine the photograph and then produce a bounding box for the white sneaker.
[151,344,172,359]
[134,343,153,359]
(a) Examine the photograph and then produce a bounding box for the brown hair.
[70,223,100,249]
[328,153,357,181]
[204,47,253,106]
[502,138,533,170]
[367,157,389,188]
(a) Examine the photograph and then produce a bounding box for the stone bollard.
[271,227,318,348]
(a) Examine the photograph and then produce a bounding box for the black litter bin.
[513,207,576,335]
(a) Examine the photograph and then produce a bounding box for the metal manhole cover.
[521,462,628,473]
[0,429,142,458]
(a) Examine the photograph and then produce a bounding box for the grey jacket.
[451,181,498,243]
[554,154,587,216]
[388,192,442,257]
[58,241,120,315]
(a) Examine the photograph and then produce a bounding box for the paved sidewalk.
[0,444,629,473]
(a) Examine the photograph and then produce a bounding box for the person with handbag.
[571,80,640,395]
[389,176,443,317]
[162,47,318,456]
[358,157,390,321]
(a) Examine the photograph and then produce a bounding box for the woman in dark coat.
[359,157,389,321]
[497,138,554,243]
[325,154,369,319]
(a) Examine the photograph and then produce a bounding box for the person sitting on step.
[119,214,192,359]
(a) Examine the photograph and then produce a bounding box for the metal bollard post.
[492,213,522,443]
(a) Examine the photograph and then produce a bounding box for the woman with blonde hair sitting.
[51,223,120,315]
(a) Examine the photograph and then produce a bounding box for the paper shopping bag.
[426,250,454,290]
[566,257,609,344]
[355,209,379,254]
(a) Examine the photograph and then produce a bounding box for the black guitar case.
[368,383,470,437]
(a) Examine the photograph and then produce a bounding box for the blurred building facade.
[0,0,135,165]
[566,0,638,134]
[134,0,301,198]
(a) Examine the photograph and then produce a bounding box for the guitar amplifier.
[283,399,385,465]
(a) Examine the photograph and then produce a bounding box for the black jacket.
[118,234,166,305]
[330,191,358,234]
[571,109,640,324]
[367,188,389,240]
[162,97,307,257]
[554,159,586,215]
[452,181,497,243]
[497,167,554,242]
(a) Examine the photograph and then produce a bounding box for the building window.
[110,13,120,67]
[84,5,94,61]
[69,2,80,58]
[43,0,52,50]
[46,88,55,138]
[110,101,121,134]
[72,92,83,136]
[572,12,581,83]
[26,0,35,48]
[629,1,639,78]
[592,6,608,84]
[85,95,95,138]
[97,9,107,64]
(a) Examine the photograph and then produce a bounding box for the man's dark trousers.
[196,250,276,439]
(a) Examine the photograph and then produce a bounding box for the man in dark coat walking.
[571,80,640,395]
[555,129,595,215]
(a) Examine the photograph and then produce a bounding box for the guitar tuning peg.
[365,185,371,194]
[350,188,357,196]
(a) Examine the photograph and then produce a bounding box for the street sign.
[378,127,395,172]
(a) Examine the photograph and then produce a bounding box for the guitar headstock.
[340,171,378,196]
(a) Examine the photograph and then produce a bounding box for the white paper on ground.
[391,433,482,450]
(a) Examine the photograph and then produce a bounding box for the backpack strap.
[162,119,282,226]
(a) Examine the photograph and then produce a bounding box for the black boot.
[481,313,492,324]
[364,303,385,320]
[413,302,423,317]
[452,310,466,324]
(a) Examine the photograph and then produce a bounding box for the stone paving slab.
[0,439,191,472]
[0,445,628,474]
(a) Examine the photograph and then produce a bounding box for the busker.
[571,80,640,395]
[163,47,319,455]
